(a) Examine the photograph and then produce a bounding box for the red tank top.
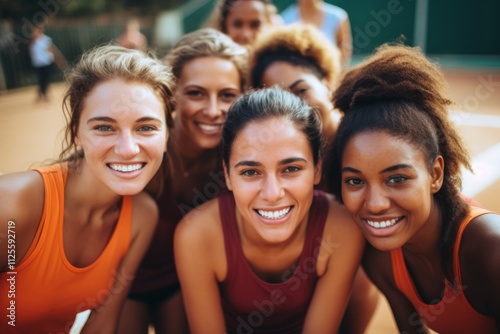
[0,163,132,334]
[391,206,497,334]
[218,190,328,334]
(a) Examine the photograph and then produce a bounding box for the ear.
[313,159,323,186]
[430,155,444,194]
[223,161,233,191]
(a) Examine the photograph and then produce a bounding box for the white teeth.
[109,163,143,172]
[198,123,220,132]
[366,218,399,229]
[257,207,291,220]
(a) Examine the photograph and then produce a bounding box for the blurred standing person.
[205,0,280,46]
[280,0,352,67]
[29,25,65,103]
[117,18,148,53]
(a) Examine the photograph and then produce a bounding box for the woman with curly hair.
[250,23,379,334]
[325,44,500,333]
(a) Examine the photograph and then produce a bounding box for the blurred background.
[1,0,499,90]
[0,2,499,333]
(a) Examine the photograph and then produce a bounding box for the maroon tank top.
[219,190,329,334]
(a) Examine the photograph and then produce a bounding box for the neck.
[65,161,122,215]
[403,199,443,258]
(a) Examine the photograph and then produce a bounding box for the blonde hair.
[165,28,249,91]
[60,44,175,163]
[251,24,341,88]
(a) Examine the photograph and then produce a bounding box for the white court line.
[450,110,500,128]
[462,142,500,198]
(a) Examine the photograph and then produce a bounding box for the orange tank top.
[0,163,132,334]
[390,206,497,334]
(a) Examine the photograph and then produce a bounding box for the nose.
[364,185,391,214]
[115,131,140,158]
[260,174,285,203]
[203,95,223,118]
[239,27,253,44]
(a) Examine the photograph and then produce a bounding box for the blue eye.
[138,125,155,132]
[94,125,112,131]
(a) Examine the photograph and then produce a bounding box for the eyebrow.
[341,164,415,174]
[233,157,307,169]
[87,116,163,124]
[288,79,305,91]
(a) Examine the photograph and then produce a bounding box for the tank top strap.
[219,192,239,282]
[302,190,329,260]
[17,163,66,270]
[453,206,492,286]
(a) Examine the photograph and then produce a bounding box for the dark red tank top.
[218,190,329,334]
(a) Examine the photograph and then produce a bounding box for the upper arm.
[362,245,430,334]
[336,17,352,66]
[460,213,500,327]
[0,171,44,271]
[174,200,226,334]
[302,199,365,333]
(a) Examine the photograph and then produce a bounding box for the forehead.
[343,131,426,166]
[227,0,267,19]
[262,61,319,87]
[81,78,165,121]
[178,57,240,87]
[230,117,312,161]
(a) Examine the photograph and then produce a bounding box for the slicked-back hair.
[221,87,323,168]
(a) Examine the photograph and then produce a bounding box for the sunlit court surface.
[0,65,499,333]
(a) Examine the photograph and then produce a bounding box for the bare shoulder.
[174,196,226,280]
[176,196,222,240]
[324,193,363,240]
[0,171,45,270]
[460,212,500,281]
[130,191,159,239]
[0,170,45,226]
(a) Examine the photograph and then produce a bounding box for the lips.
[365,217,403,229]
[107,163,144,173]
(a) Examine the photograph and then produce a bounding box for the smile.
[108,163,144,173]
[365,217,403,229]
[196,122,222,133]
[257,207,292,220]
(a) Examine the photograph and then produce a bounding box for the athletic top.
[280,3,347,44]
[390,206,497,334]
[219,190,328,334]
[0,163,132,334]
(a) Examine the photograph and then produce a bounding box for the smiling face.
[224,117,322,244]
[262,61,333,117]
[340,131,444,251]
[225,0,269,45]
[76,78,167,196]
[174,56,241,152]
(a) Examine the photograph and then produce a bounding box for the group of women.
[1,0,499,334]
